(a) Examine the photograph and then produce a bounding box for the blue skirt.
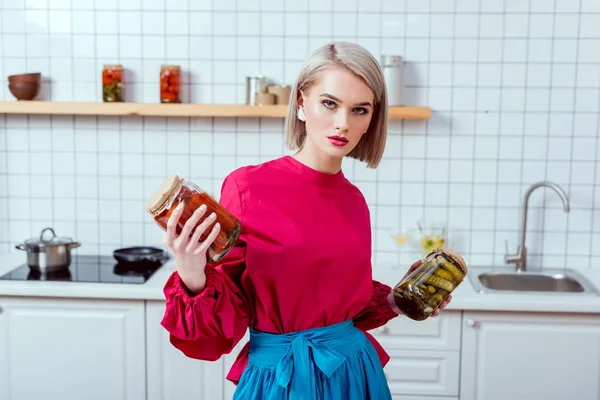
[232,320,392,400]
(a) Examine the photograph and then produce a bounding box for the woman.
[160,42,452,399]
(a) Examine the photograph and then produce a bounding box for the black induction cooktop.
[0,254,166,284]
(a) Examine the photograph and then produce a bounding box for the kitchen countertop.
[1,251,600,314]
[0,252,173,301]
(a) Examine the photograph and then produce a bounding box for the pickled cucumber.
[415,264,439,286]
[103,81,122,102]
[440,260,464,281]
[433,268,454,281]
[425,275,454,291]
[429,293,444,308]
[426,285,436,294]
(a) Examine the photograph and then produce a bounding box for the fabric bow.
[275,333,346,391]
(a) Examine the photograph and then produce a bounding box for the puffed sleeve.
[160,173,251,361]
[352,280,397,332]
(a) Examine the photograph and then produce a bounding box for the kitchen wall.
[0,0,599,270]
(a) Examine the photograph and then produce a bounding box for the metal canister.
[380,55,404,106]
[246,76,267,105]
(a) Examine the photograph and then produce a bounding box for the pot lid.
[22,227,77,250]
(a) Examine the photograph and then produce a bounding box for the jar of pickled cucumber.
[387,248,467,321]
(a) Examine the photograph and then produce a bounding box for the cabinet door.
[384,349,459,397]
[461,311,600,400]
[146,301,224,400]
[0,296,145,400]
[371,312,461,397]
[222,331,249,400]
[371,311,462,351]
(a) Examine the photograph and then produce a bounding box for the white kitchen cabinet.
[460,311,600,400]
[371,311,462,398]
[383,349,459,397]
[371,311,462,351]
[146,301,224,400]
[0,296,146,400]
[222,330,249,400]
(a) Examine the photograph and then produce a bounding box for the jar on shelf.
[160,65,181,103]
[387,248,467,321]
[102,64,123,102]
[145,175,241,263]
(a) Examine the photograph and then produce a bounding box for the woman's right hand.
[163,202,221,293]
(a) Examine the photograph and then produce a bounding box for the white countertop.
[1,251,600,314]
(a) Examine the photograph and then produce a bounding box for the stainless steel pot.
[15,227,81,273]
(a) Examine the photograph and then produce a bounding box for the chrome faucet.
[504,181,570,272]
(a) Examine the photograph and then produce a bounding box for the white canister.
[381,55,404,106]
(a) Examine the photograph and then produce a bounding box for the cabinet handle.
[465,319,476,327]
[0,307,3,314]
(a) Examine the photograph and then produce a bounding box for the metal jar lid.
[380,55,403,67]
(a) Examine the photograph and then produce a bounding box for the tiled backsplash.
[1,0,599,270]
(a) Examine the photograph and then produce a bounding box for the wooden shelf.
[0,101,431,120]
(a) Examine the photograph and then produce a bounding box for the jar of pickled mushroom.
[102,64,123,102]
[145,175,241,263]
[160,65,181,103]
[387,248,467,321]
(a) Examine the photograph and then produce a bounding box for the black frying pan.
[113,246,169,265]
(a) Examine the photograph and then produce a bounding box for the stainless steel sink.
[469,268,599,295]
[470,182,599,296]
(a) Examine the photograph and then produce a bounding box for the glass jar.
[102,64,123,102]
[418,221,446,257]
[160,65,181,103]
[145,175,241,263]
[387,248,467,321]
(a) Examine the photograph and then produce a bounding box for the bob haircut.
[284,41,388,169]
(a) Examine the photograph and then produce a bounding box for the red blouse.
[160,155,399,384]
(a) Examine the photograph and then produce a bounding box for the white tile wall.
[1,0,599,271]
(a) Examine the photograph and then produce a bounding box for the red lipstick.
[327,135,349,147]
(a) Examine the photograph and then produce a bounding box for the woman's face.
[298,67,375,162]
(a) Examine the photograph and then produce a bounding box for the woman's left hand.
[402,259,453,318]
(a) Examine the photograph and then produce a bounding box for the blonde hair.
[284,41,388,169]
